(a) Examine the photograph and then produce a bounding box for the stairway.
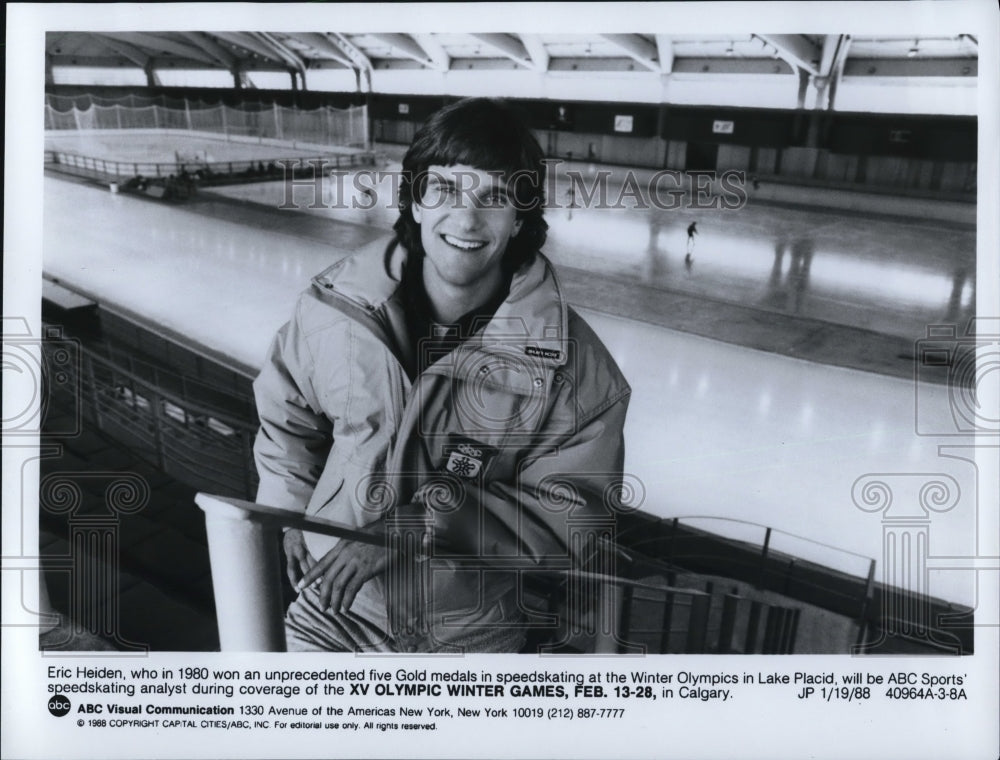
[39,402,220,652]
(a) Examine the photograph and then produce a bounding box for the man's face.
[412,164,522,293]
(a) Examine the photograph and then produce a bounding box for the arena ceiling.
[46,32,979,103]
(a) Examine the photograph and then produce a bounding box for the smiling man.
[253,97,631,653]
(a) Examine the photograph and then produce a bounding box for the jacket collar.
[312,235,570,368]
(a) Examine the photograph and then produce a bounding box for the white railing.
[195,493,719,654]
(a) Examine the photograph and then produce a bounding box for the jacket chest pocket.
[424,347,551,439]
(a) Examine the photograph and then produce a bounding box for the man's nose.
[451,203,484,230]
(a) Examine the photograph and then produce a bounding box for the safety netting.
[45,93,369,150]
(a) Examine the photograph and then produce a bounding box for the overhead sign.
[712,120,735,135]
[613,115,634,133]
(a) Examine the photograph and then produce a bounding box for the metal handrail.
[194,492,710,652]
[648,514,876,564]
[44,148,376,182]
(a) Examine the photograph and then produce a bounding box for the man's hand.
[283,528,315,587]
[297,520,388,614]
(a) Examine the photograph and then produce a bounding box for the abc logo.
[48,694,71,717]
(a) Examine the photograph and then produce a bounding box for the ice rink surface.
[214,162,977,340]
[42,175,985,605]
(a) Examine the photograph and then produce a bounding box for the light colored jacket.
[253,235,631,650]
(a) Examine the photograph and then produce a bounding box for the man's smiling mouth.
[442,233,488,251]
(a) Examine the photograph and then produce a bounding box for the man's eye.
[487,192,508,206]
[425,184,455,200]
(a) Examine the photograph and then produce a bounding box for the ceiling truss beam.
[754,34,821,76]
[411,33,451,71]
[98,32,218,67]
[516,34,550,73]
[655,35,674,74]
[468,33,533,70]
[256,33,306,73]
[370,33,441,70]
[289,32,355,69]
[179,32,238,69]
[212,32,290,68]
[90,33,150,69]
[600,34,661,73]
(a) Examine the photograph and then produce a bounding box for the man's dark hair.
[393,97,548,272]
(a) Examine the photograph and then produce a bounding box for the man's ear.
[412,202,423,224]
[512,218,522,236]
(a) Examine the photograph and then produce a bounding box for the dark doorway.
[685,141,719,171]
[545,131,558,156]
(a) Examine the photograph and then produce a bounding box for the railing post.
[745,600,763,653]
[658,590,675,653]
[718,592,741,654]
[616,586,634,653]
[783,608,801,653]
[149,386,166,470]
[684,594,710,653]
[854,558,878,649]
[592,536,621,654]
[84,353,103,430]
[593,576,623,654]
[860,557,876,617]
[668,516,680,562]
[762,606,786,654]
[784,558,796,595]
[196,494,287,651]
[757,527,772,588]
[242,432,256,500]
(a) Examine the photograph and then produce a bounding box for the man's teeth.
[443,234,487,251]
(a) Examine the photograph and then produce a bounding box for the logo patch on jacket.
[442,436,497,479]
[525,345,562,361]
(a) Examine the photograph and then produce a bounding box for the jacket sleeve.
[252,300,334,514]
[428,388,632,567]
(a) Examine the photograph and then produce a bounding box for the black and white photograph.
[4,2,999,759]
